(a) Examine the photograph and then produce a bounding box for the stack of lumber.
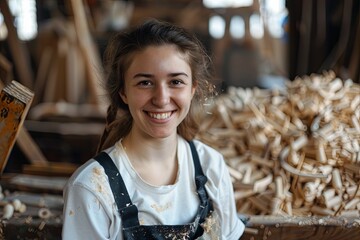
[196,70,360,217]
[29,0,106,120]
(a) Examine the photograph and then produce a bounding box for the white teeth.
[149,112,171,120]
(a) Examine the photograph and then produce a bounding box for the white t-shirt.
[62,136,244,240]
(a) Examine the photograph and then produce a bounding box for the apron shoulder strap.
[188,140,214,239]
[188,140,204,177]
[188,141,212,206]
[94,152,140,228]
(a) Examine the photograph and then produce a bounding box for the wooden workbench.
[241,215,360,240]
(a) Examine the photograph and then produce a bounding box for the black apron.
[94,141,214,240]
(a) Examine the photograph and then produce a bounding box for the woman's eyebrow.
[133,73,153,78]
[168,72,189,78]
[133,72,189,78]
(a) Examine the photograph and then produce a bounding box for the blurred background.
[0,0,359,175]
[0,1,359,239]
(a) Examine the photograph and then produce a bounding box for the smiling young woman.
[120,45,195,141]
[62,19,245,240]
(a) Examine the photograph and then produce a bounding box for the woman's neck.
[123,131,177,162]
[122,131,179,186]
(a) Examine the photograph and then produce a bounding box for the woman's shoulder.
[66,159,102,188]
[66,148,116,190]
[67,146,118,183]
[65,154,116,204]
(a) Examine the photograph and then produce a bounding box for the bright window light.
[0,0,38,41]
[250,13,263,39]
[262,0,287,38]
[209,15,226,39]
[264,0,285,14]
[17,0,37,40]
[203,0,253,8]
[230,16,245,39]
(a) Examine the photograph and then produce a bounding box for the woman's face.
[120,45,195,140]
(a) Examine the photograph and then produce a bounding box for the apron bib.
[94,141,214,240]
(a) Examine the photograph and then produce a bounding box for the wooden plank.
[43,46,60,103]
[296,0,312,74]
[0,80,47,166]
[0,174,67,194]
[0,81,34,174]
[4,192,64,210]
[69,0,105,106]
[348,13,360,83]
[16,128,49,166]
[0,53,13,85]
[28,102,105,122]
[65,26,85,104]
[22,162,78,177]
[33,47,53,105]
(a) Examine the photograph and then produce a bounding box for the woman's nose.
[152,84,170,106]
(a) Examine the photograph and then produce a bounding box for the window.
[261,0,287,38]
[209,15,226,39]
[203,0,253,8]
[0,0,37,41]
[230,16,245,39]
[250,13,263,39]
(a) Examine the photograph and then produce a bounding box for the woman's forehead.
[126,45,191,72]
[138,44,188,58]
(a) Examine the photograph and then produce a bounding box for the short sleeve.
[62,184,117,240]
[216,163,245,239]
[194,140,245,240]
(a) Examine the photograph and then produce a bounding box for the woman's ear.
[191,81,197,98]
[119,91,128,104]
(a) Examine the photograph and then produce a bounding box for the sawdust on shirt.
[91,166,114,208]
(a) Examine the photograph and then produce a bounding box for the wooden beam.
[69,0,105,106]
[0,53,13,85]
[16,128,48,166]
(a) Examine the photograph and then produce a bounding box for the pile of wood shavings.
[196,70,360,217]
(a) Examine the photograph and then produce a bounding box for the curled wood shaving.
[196,70,360,217]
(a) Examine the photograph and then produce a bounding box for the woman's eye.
[171,79,184,86]
[138,80,152,86]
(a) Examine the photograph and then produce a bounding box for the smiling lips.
[147,111,173,120]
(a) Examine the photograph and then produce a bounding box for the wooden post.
[0,53,13,85]
[69,0,105,106]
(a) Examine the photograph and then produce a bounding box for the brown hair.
[97,19,216,152]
